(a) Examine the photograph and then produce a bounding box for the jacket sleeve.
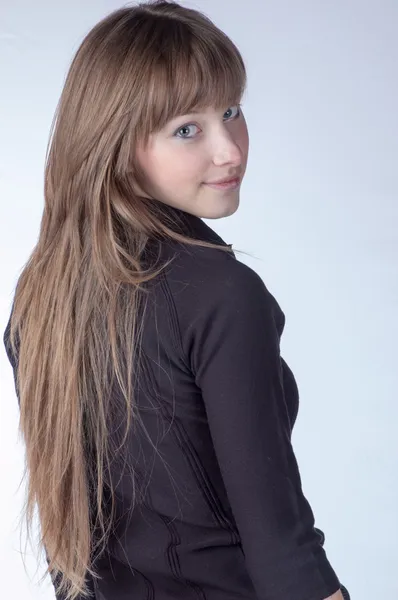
[187,262,343,600]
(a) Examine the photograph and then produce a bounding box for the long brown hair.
[5,2,246,598]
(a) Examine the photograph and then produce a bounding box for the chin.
[202,195,240,220]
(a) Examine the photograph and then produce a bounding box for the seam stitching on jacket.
[163,409,240,546]
[158,273,190,371]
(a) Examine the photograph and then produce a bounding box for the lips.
[204,176,241,191]
[207,176,240,185]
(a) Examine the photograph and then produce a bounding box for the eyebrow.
[170,109,205,121]
[168,105,230,125]
[164,102,242,130]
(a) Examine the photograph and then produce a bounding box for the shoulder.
[160,241,284,333]
[165,241,265,298]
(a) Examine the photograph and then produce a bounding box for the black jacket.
[4,205,349,600]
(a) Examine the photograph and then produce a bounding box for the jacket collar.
[154,202,232,249]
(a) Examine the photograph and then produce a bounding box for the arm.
[326,592,344,600]
[330,586,351,600]
[188,260,346,600]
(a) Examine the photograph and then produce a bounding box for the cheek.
[157,148,205,187]
[238,120,249,156]
[137,136,208,193]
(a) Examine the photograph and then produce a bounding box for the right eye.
[174,123,201,139]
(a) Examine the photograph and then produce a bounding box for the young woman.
[3,2,350,600]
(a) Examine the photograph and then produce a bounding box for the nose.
[212,133,242,167]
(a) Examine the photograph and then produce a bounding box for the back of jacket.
[3,207,349,600]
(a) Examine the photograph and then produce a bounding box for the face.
[133,104,249,219]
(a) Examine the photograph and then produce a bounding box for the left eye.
[223,105,241,120]
[174,105,241,139]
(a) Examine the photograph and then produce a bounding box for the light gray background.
[1,1,397,598]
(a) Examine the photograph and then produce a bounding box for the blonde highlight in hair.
[5,2,247,598]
